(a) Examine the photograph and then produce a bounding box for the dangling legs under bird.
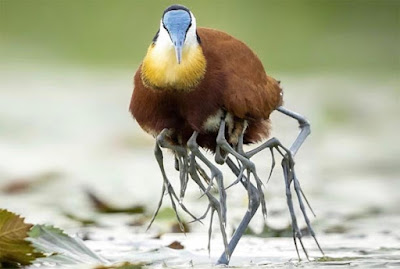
[129,4,324,265]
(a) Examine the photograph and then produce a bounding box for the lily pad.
[86,190,145,214]
[0,209,45,266]
[28,224,107,265]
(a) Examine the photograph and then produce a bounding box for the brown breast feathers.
[130,27,282,151]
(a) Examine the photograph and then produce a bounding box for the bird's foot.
[280,151,324,259]
[147,161,198,232]
[247,136,324,259]
[188,154,230,260]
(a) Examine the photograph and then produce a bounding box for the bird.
[130,4,324,265]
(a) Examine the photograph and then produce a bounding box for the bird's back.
[197,28,282,120]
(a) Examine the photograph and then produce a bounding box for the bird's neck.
[141,43,206,91]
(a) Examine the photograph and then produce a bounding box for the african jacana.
[130,4,323,265]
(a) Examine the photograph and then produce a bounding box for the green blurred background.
[1,0,399,74]
[0,1,400,266]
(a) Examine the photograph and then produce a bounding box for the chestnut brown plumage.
[129,4,323,265]
[130,28,282,151]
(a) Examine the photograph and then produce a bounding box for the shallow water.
[0,65,399,267]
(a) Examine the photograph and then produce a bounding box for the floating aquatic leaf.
[28,224,107,265]
[155,207,176,220]
[94,261,145,269]
[315,256,358,262]
[128,216,147,227]
[345,207,383,221]
[1,180,32,194]
[63,212,97,226]
[244,223,308,238]
[324,224,349,234]
[0,209,45,266]
[167,241,184,250]
[1,171,60,194]
[86,190,145,214]
[145,207,189,233]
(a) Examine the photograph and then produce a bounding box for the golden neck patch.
[141,44,206,91]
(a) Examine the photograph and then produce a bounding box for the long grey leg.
[151,129,197,232]
[277,106,317,212]
[277,106,323,254]
[146,183,166,231]
[243,106,324,257]
[276,106,310,156]
[153,143,185,231]
[187,152,229,260]
[195,162,211,185]
[290,162,324,255]
[248,138,310,260]
[224,123,247,190]
[215,118,268,222]
[156,130,190,200]
[282,156,308,260]
[187,132,229,259]
[217,157,261,265]
[174,151,190,200]
[187,131,227,226]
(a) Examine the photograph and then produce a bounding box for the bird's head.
[158,4,198,64]
[141,5,206,91]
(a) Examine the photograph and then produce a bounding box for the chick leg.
[215,118,268,222]
[187,151,229,261]
[148,129,197,232]
[187,131,227,226]
[217,157,261,265]
[174,150,190,200]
